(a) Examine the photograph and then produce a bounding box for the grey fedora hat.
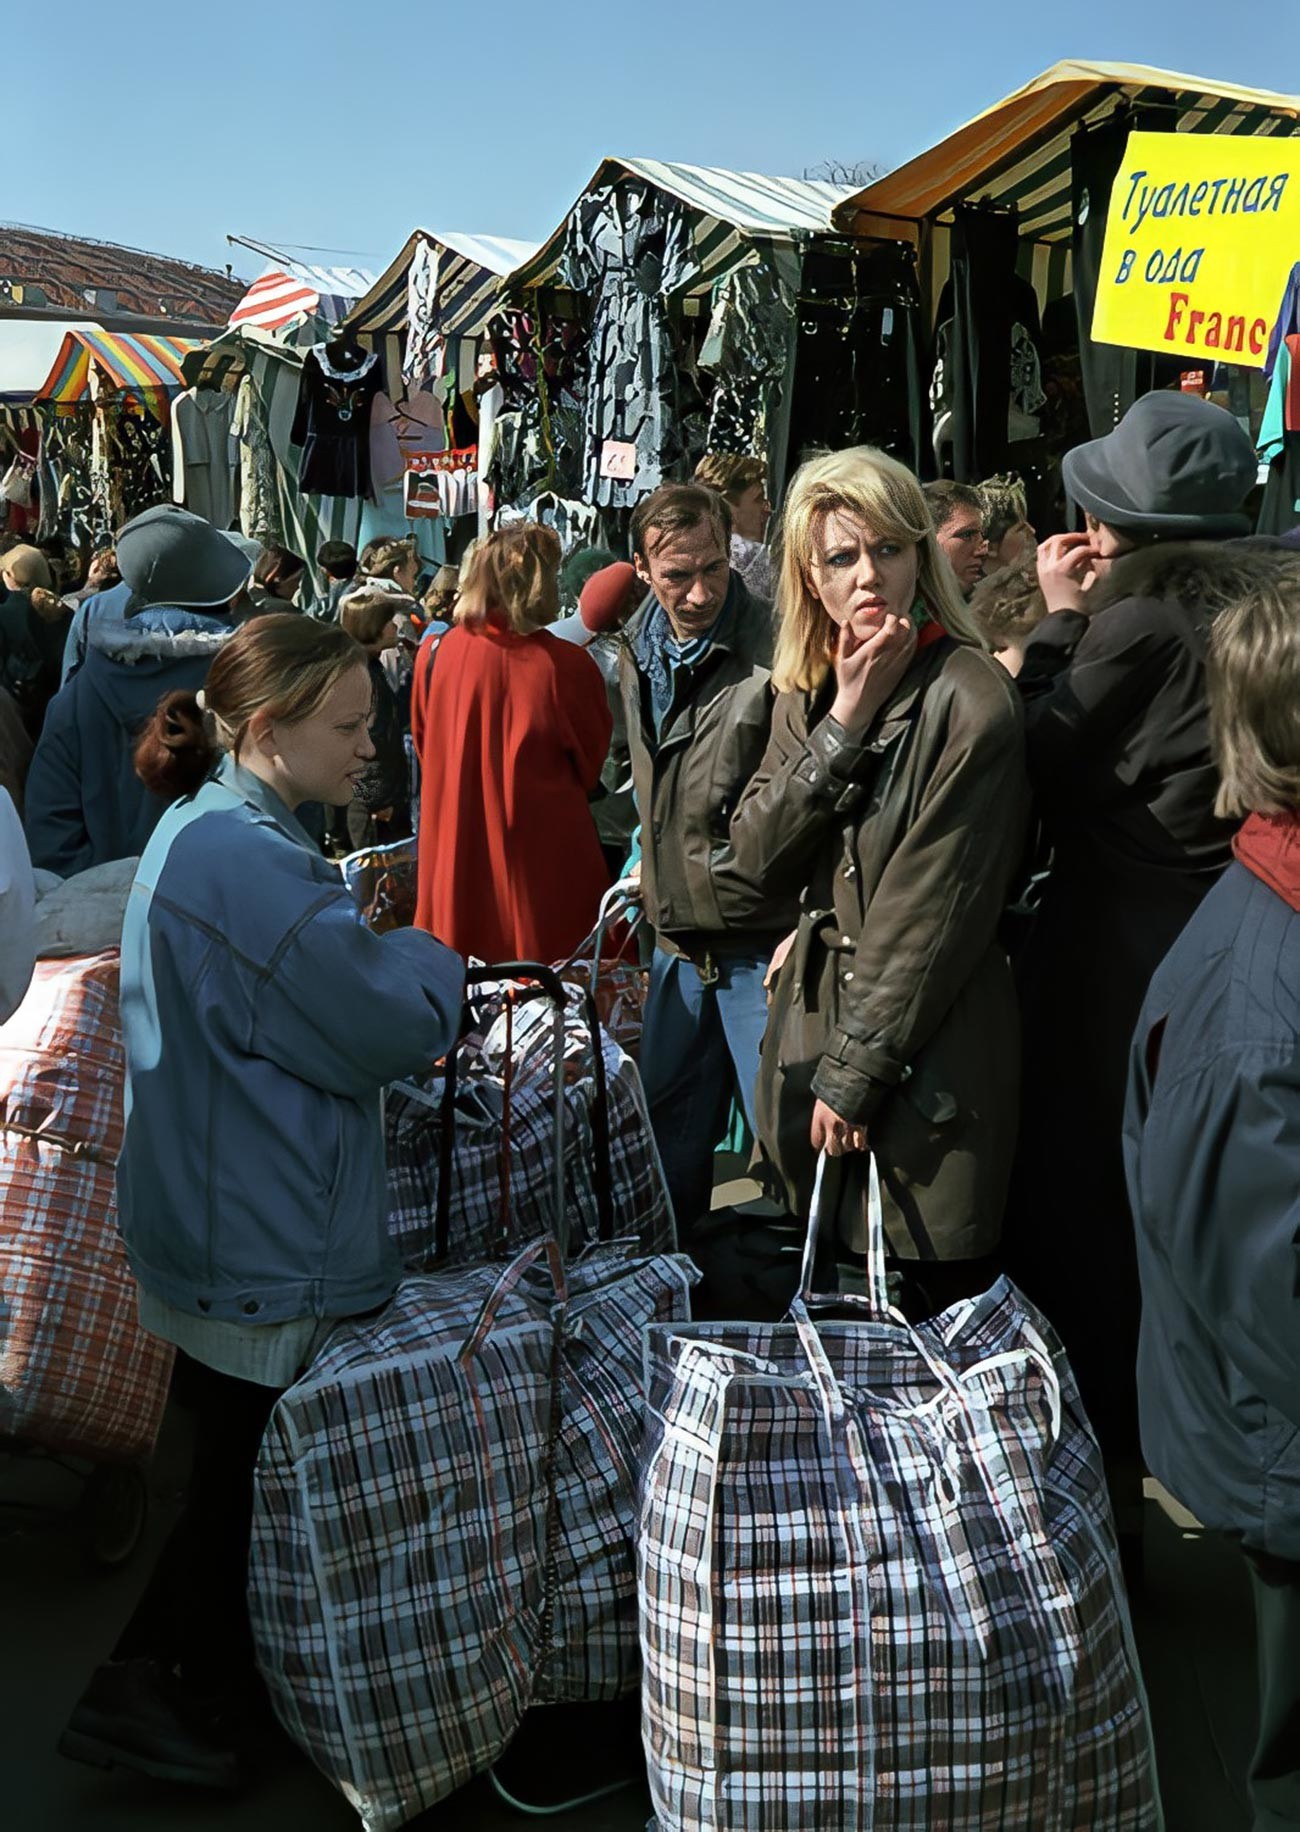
[117,505,254,611]
[1063,391,1257,538]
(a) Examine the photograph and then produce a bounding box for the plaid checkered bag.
[249,1240,564,1832]
[639,1156,1161,1831]
[556,885,647,1061]
[529,1242,698,1707]
[0,952,173,1462]
[340,838,418,935]
[384,982,673,1270]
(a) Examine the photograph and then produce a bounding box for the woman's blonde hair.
[1209,557,1300,817]
[455,523,561,634]
[772,447,984,694]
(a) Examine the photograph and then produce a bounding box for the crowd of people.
[1,386,1298,1827]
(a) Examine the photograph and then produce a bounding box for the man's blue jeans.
[639,947,770,1239]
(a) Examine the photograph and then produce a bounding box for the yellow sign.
[1091,130,1300,369]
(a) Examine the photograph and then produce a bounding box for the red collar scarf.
[1233,811,1300,912]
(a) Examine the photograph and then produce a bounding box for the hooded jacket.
[24,599,232,876]
[1124,831,1300,1559]
[119,758,465,1325]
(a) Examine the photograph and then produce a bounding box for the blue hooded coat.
[25,597,233,876]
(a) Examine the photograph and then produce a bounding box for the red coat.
[411,620,613,965]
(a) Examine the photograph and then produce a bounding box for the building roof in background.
[343,230,536,337]
[511,157,855,294]
[834,60,1300,240]
[0,223,240,325]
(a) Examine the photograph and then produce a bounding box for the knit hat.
[1,544,54,591]
[579,561,639,634]
[117,505,254,610]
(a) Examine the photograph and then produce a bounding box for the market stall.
[32,326,203,545]
[498,158,877,525]
[832,62,1300,494]
[341,230,536,547]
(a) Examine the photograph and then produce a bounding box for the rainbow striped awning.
[35,327,204,415]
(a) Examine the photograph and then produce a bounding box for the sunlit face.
[634,519,731,639]
[731,481,771,543]
[394,555,420,595]
[806,507,920,634]
[1084,513,1139,574]
[936,507,988,593]
[247,665,376,809]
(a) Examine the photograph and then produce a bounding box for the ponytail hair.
[134,690,216,798]
[133,613,367,802]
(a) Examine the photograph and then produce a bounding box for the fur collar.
[1092,537,1298,617]
[89,611,232,667]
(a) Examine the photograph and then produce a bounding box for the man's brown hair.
[630,483,731,561]
[693,453,765,502]
[968,554,1047,648]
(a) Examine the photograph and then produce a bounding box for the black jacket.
[1125,856,1300,1559]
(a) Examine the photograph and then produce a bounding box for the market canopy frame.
[834,61,1300,247]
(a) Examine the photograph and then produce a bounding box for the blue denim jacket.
[118,758,464,1325]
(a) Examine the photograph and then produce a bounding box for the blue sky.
[14,1,1295,281]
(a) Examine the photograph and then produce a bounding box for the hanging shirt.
[290,347,385,499]
[171,388,237,528]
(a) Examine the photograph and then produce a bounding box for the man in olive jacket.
[621,484,793,1235]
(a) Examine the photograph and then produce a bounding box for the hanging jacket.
[119,758,464,1325]
[25,601,232,877]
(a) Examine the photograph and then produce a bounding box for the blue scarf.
[636,579,737,737]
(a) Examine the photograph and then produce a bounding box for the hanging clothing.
[290,347,385,499]
[560,181,695,509]
[369,389,446,493]
[1257,335,1300,536]
[786,241,928,477]
[701,250,798,468]
[171,388,237,528]
[232,373,279,541]
[403,239,444,392]
[1070,109,1179,437]
[410,619,612,963]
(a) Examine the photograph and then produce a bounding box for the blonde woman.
[410,521,612,962]
[718,446,1029,1310]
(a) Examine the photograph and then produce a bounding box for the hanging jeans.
[639,947,770,1241]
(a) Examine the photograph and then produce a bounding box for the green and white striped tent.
[180,326,363,573]
[507,156,857,299]
[834,60,1300,317]
[342,230,536,340]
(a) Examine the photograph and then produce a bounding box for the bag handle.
[458,1232,568,1366]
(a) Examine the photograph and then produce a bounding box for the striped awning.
[509,157,855,295]
[230,269,328,330]
[835,61,1300,242]
[343,230,536,338]
[35,327,204,412]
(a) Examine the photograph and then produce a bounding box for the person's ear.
[632,553,652,589]
[245,707,279,761]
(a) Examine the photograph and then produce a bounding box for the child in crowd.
[316,540,358,619]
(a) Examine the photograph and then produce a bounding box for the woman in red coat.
[411,523,613,963]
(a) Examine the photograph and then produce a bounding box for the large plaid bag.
[531,1242,698,1707]
[384,981,673,1269]
[0,952,173,1462]
[639,1158,1161,1831]
[249,1244,561,1832]
[556,885,648,1062]
[251,1238,699,1826]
